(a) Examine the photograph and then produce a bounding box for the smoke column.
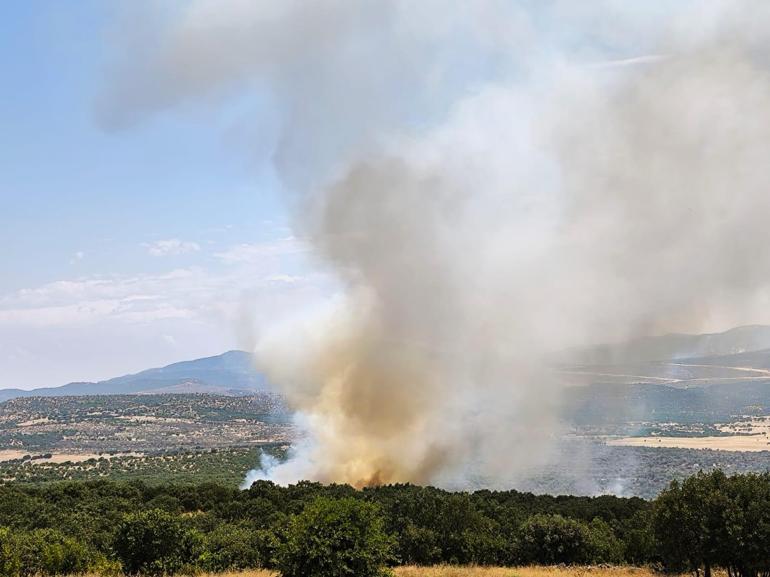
[103,1,770,488]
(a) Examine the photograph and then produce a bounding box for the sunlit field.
[395,567,661,577]
[188,567,670,577]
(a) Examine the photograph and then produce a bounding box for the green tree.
[516,513,591,565]
[0,528,20,577]
[14,529,94,576]
[397,524,441,565]
[653,471,732,577]
[278,497,393,577]
[113,509,201,576]
[620,509,656,565]
[585,518,625,564]
[199,523,263,572]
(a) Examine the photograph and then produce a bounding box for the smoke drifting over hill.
[105,1,770,487]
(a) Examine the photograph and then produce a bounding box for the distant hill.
[573,325,770,365]
[561,327,770,389]
[0,351,267,402]
[566,379,770,425]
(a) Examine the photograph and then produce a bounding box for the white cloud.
[0,235,336,387]
[214,236,309,264]
[266,274,302,284]
[144,238,200,256]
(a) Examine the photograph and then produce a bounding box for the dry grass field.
[396,567,660,577]
[191,566,668,577]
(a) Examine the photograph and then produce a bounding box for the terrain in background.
[0,394,291,485]
[3,325,770,495]
[0,350,266,402]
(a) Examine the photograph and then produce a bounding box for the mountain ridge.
[0,350,266,402]
[572,324,770,365]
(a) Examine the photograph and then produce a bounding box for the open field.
[183,567,672,577]
[396,567,662,577]
[607,434,770,451]
[607,415,770,451]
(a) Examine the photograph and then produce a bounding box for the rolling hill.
[0,350,266,402]
[573,324,770,365]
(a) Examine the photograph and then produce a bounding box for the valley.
[3,326,770,495]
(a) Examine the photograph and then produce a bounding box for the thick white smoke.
[103,1,770,487]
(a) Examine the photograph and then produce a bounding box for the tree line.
[0,470,766,576]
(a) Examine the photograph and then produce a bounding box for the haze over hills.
[0,350,266,402]
[573,324,770,366]
[562,325,770,426]
[4,325,770,420]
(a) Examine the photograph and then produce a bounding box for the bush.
[516,513,591,565]
[0,528,19,577]
[113,509,201,576]
[199,523,263,572]
[15,529,94,576]
[397,524,441,565]
[278,497,394,577]
[653,470,770,577]
[621,509,656,565]
[585,518,625,564]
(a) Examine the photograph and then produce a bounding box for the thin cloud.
[214,237,309,264]
[144,238,201,257]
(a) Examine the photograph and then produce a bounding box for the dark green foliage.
[0,529,19,577]
[516,514,592,565]
[653,470,770,577]
[113,509,201,576]
[585,518,625,564]
[0,470,766,573]
[0,527,100,577]
[397,524,442,565]
[618,509,656,565]
[278,497,394,577]
[14,528,95,576]
[199,523,264,572]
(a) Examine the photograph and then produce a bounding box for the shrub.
[0,528,19,577]
[199,523,263,572]
[13,528,95,576]
[585,518,625,564]
[278,497,394,577]
[653,470,770,577]
[113,509,201,576]
[516,513,590,565]
[397,524,441,565]
[621,509,656,565]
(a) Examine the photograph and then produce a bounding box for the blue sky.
[0,2,327,388]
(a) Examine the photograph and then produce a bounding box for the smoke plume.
[104,1,770,487]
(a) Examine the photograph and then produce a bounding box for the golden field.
[395,567,661,577]
[191,567,669,577]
